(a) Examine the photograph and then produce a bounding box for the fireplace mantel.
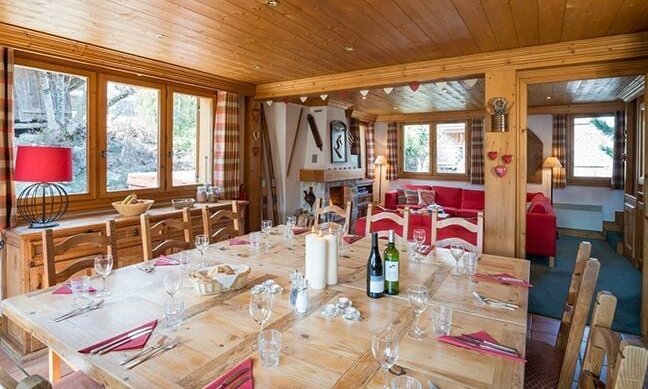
[299,168,364,183]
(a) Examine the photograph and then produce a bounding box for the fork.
[124,338,180,369]
[120,335,167,365]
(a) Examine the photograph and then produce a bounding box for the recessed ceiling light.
[393,107,398,110]
[546,96,552,100]
[266,0,279,7]
[155,34,168,39]
[253,64,261,69]
[344,45,355,52]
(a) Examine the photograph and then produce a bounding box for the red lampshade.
[14,146,73,182]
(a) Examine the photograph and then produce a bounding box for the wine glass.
[372,327,400,389]
[285,216,296,229]
[261,219,273,249]
[407,285,429,340]
[163,271,182,298]
[449,242,465,276]
[249,287,273,350]
[195,234,209,268]
[94,255,113,297]
[412,229,426,260]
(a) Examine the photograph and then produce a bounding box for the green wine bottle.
[384,230,399,295]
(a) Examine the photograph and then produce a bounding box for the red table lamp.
[14,146,73,228]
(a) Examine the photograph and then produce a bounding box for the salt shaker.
[295,278,310,314]
[289,270,302,309]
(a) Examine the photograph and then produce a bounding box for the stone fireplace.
[299,168,365,224]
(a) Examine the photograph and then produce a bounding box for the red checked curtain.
[365,121,375,179]
[213,91,240,199]
[386,122,398,181]
[552,114,568,189]
[611,110,625,190]
[469,118,485,185]
[0,47,16,232]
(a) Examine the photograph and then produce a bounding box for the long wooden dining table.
[1,227,530,388]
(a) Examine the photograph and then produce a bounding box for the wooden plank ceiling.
[1,0,647,85]
[527,76,638,106]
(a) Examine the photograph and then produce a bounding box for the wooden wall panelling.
[517,79,528,259]
[244,98,262,232]
[483,70,519,257]
[643,73,648,337]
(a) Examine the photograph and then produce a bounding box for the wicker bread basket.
[188,264,250,296]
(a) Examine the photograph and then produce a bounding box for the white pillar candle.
[324,233,338,285]
[305,232,327,290]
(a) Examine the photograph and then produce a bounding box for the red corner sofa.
[368,185,557,261]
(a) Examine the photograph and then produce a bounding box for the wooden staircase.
[602,211,624,255]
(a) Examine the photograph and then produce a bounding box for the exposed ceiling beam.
[255,32,648,100]
[527,101,626,115]
[375,109,485,123]
[0,23,255,95]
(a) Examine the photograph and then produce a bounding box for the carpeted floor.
[528,235,641,335]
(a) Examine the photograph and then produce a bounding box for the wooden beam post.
[243,98,262,232]
[483,70,521,257]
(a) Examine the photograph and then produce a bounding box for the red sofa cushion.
[455,208,479,218]
[432,186,462,208]
[461,189,484,210]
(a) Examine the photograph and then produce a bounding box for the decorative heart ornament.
[495,166,508,177]
[251,108,261,122]
[409,82,420,92]
[502,154,513,164]
[487,151,498,161]
[283,98,290,104]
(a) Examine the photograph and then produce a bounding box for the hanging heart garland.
[409,81,420,92]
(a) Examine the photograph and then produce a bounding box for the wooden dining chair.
[365,203,410,239]
[525,241,601,389]
[202,202,241,243]
[140,207,192,260]
[579,291,648,389]
[430,211,484,253]
[42,220,118,288]
[313,198,352,234]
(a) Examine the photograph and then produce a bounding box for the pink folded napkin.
[203,357,253,389]
[229,237,251,246]
[438,331,526,363]
[292,227,309,235]
[343,235,363,244]
[52,284,96,295]
[155,256,180,266]
[79,320,158,353]
[473,273,532,288]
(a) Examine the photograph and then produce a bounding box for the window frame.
[13,57,98,202]
[398,120,471,181]
[567,112,616,187]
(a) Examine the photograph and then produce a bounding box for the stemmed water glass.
[163,271,182,298]
[286,216,296,229]
[450,242,466,276]
[249,287,273,350]
[372,327,400,389]
[94,255,113,297]
[195,234,209,268]
[261,219,273,249]
[412,229,426,260]
[407,285,429,340]
[284,216,296,242]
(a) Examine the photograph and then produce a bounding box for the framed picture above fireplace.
[330,120,348,163]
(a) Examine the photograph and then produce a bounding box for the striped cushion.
[403,189,419,205]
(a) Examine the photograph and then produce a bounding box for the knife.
[120,335,168,365]
[90,326,154,354]
[215,367,250,389]
[229,374,251,389]
[457,335,519,356]
[460,333,519,354]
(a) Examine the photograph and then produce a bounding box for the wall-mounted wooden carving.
[527,129,543,184]
[306,114,323,151]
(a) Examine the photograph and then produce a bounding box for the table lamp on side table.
[14,145,73,228]
[374,155,387,204]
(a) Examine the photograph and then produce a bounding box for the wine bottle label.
[369,275,384,293]
[385,262,398,281]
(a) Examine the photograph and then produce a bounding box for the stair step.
[603,221,623,232]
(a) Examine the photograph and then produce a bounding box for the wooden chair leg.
[48,349,61,383]
[549,256,555,267]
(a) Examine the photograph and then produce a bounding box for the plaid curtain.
[0,47,16,232]
[386,122,398,181]
[469,117,485,185]
[349,117,360,155]
[611,110,625,190]
[552,113,568,189]
[213,91,240,199]
[365,121,375,179]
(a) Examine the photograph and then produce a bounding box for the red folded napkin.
[52,284,96,295]
[203,357,253,389]
[438,331,526,363]
[343,235,363,244]
[79,320,158,354]
[229,237,251,245]
[155,256,180,266]
[473,273,532,288]
[292,227,309,235]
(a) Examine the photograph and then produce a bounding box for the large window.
[569,115,614,183]
[401,121,469,179]
[13,65,89,194]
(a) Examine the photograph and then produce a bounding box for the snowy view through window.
[572,116,614,178]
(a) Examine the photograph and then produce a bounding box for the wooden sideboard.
[1,200,247,361]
